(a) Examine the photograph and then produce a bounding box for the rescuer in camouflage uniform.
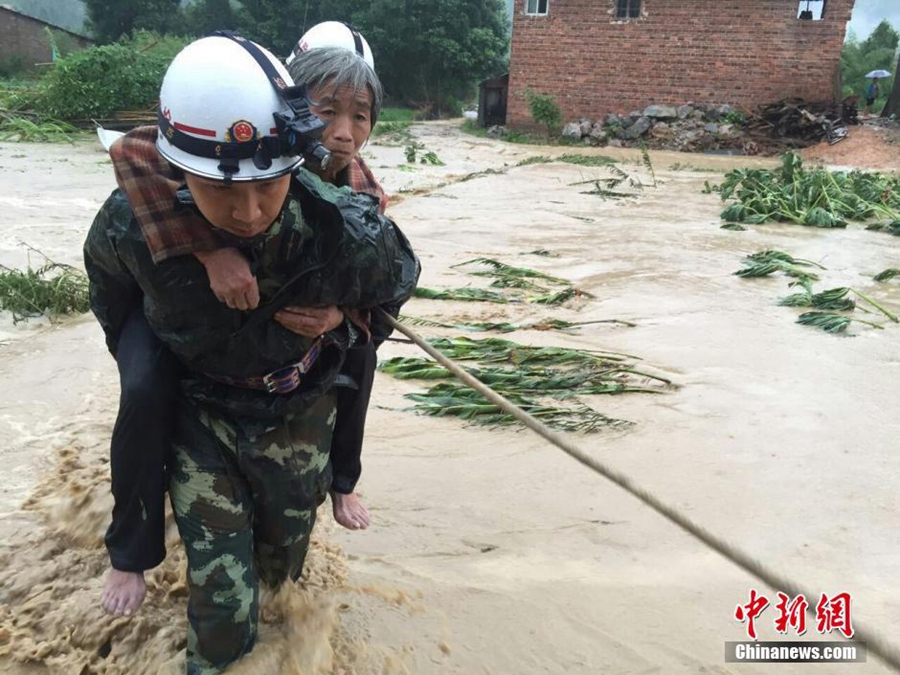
[83,34,418,674]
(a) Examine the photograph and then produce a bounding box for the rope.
[379,309,900,671]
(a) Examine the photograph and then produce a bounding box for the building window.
[797,0,826,20]
[525,0,549,16]
[616,0,642,19]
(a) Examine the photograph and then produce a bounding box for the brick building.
[507,0,855,128]
[0,5,93,71]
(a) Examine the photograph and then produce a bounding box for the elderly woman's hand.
[194,248,260,311]
[274,306,344,338]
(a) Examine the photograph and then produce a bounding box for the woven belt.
[205,336,326,394]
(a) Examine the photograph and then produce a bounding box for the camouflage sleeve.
[83,191,143,357]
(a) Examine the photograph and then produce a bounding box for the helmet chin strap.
[340,22,366,59]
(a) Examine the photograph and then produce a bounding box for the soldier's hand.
[194,248,260,311]
[274,306,344,338]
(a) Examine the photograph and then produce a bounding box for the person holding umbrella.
[865,69,891,114]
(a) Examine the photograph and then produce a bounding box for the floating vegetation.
[530,287,595,305]
[851,288,898,323]
[425,336,640,369]
[380,334,671,433]
[404,141,444,164]
[427,258,592,307]
[721,223,747,231]
[517,153,641,199]
[379,357,451,380]
[382,358,662,396]
[639,142,658,188]
[579,181,633,200]
[777,285,896,334]
[573,160,644,200]
[710,153,900,229]
[734,250,823,282]
[734,250,897,334]
[399,316,634,334]
[488,276,548,291]
[866,221,900,237]
[453,258,568,285]
[745,250,826,268]
[670,163,720,173]
[516,154,617,167]
[405,383,628,433]
[403,141,425,164]
[874,268,900,282]
[796,311,884,334]
[779,287,855,311]
[516,155,551,166]
[558,153,618,167]
[413,287,509,303]
[0,262,89,321]
[523,249,559,257]
[456,167,507,183]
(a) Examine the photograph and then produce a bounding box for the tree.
[183,0,239,36]
[236,0,358,56]
[841,20,898,110]
[350,0,509,115]
[84,0,183,43]
[236,0,508,115]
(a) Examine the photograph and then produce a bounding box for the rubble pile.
[553,99,860,155]
[744,98,858,149]
[560,103,751,153]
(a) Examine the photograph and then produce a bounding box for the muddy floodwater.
[0,122,898,674]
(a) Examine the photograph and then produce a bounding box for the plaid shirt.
[109,125,388,263]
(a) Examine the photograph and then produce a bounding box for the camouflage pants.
[169,393,336,675]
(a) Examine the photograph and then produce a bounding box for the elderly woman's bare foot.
[101,569,146,616]
[331,491,370,530]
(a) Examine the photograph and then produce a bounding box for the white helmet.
[286,21,375,70]
[157,35,304,182]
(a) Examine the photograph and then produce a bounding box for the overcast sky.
[844,0,898,40]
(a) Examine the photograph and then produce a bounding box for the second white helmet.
[286,21,375,70]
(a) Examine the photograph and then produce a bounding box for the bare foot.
[331,491,370,530]
[101,569,146,617]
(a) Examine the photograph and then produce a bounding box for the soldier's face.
[310,82,373,181]
[185,173,291,238]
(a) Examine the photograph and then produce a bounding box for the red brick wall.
[508,0,855,128]
[0,8,93,70]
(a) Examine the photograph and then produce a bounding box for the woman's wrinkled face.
[184,173,291,238]
[310,81,373,181]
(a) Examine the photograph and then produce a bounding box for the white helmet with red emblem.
[286,21,375,70]
[157,34,305,182]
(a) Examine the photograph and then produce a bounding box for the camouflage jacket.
[84,168,420,421]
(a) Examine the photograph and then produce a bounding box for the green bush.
[36,32,190,121]
[525,90,562,137]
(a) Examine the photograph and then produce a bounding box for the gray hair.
[287,47,384,127]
